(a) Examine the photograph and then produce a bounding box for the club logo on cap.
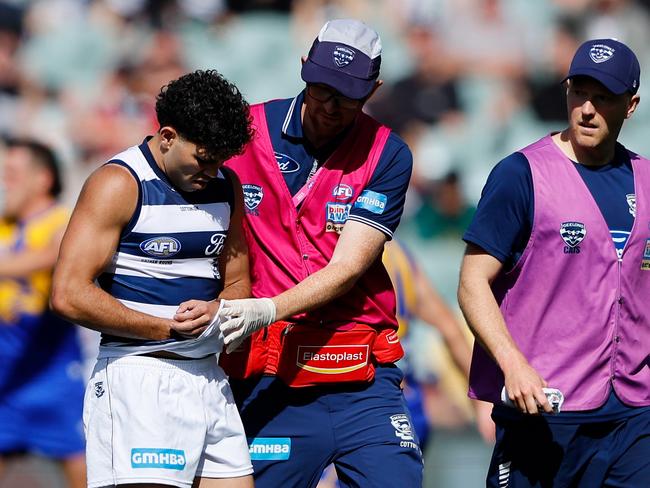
[333,46,355,67]
[589,44,615,64]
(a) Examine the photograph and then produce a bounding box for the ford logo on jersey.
[131,448,186,470]
[140,236,181,258]
[275,152,300,173]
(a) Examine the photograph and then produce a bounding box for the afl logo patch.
[332,184,353,201]
[275,152,300,173]
[242,184,264,213]
[560,222,586,247]
[333,46,355,67]
[140,236,181,257]
[589,44,615,64]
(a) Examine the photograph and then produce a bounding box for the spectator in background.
[443,0,526,81]
[0,138,86,488]
[525,17,580,123]
[0,3,25,138]
[581,0,650,57]
[0,2,22,98]
[411,170,476,240]
[367,20,463,146]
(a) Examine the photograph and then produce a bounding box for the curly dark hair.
[155,70,253,162]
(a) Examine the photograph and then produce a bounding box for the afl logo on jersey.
[275,153,300,173]
[140,236,181,257]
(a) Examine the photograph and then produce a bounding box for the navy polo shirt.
[464,143,635,269]
[263,90,412,238]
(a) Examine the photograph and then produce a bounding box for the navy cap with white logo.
[563,38,640,95]
[301,19,382,100]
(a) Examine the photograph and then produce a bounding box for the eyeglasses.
[306,85,362,109]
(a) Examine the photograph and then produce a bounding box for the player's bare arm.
[51,164,186,340]
[458,243,552,415]
[216,169,250,300]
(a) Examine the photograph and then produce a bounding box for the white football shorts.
[83,355,252,487]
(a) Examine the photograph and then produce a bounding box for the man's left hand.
[218,298,276,353]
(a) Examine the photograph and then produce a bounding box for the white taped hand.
[218,298,276,354]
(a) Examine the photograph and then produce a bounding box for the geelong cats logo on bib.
[560,221,586,254]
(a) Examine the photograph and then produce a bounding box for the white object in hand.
[500,386,565,413]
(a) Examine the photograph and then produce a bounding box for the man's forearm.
[51,281,172,341]
[272,261,358,322]
[457,275,526,373]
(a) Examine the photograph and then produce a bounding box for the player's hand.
[501,356,552,415]
[218,298,276,353]
[170,299,220,338]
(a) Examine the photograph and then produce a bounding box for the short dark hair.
[155,70,253,162]
[5,137,62,197]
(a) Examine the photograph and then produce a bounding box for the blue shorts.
[231,365,424,488]
[0,321,85,459]
[487,407,650,487]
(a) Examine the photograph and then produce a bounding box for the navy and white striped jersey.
[98,139,234,358]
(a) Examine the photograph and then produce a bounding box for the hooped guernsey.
[468,135,650,411]
[96,140,234,359]
[221,101,407,387]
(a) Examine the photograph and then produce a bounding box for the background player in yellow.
[0,138,86,488]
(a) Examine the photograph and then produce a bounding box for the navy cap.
[301,19,382,100]
[564,38,640,95]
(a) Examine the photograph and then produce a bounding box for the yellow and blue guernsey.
[0,204,85,457]
[382,239,419,338]
[382,239,430,448]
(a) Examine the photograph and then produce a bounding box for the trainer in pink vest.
[222,103,403,380]
[469,135,650,411]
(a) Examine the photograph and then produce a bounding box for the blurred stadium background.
[1,0,649,486]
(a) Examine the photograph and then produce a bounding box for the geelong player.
[459,39,650,487]
[51,70,254,488]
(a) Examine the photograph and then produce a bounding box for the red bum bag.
[219,322,403,387]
